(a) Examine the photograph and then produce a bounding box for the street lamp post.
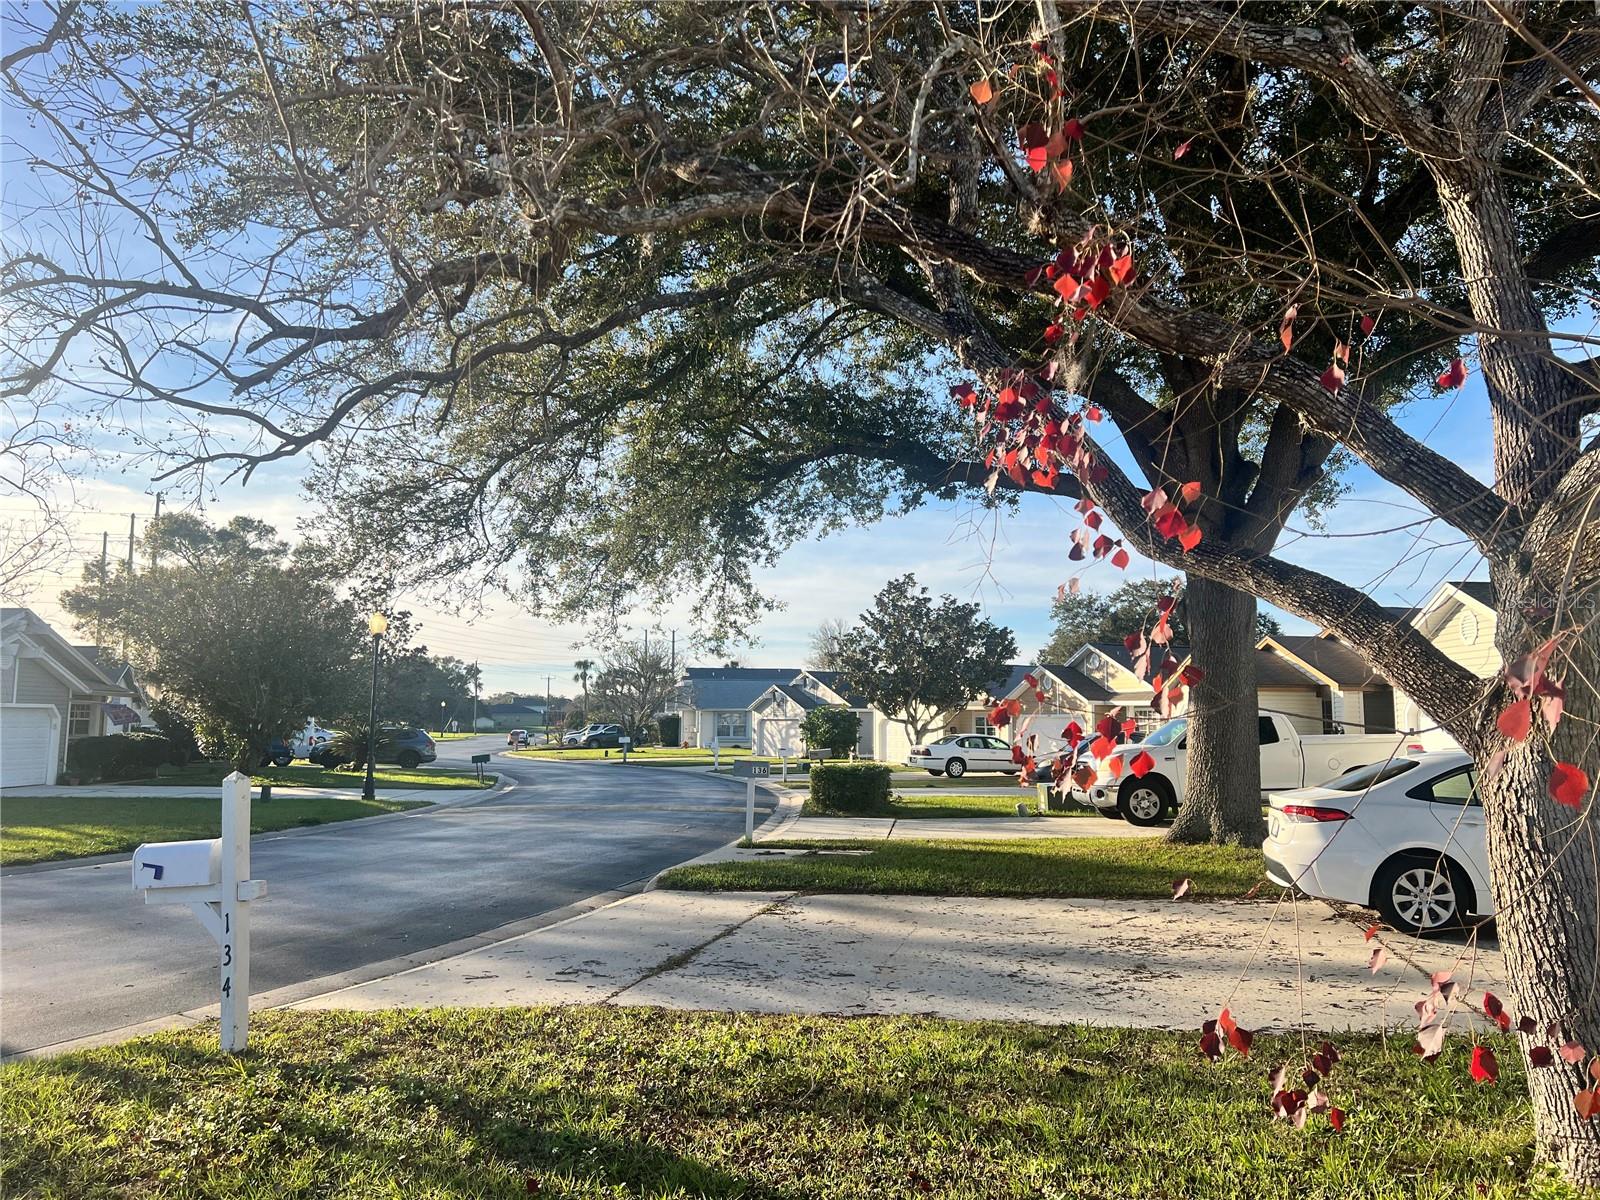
[363,612,387,802]
[439,699,447,736]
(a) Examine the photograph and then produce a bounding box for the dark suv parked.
[309,726,437,770]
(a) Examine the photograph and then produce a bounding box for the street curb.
[0,785,511,878]
[1,881,646,1062]
[640,779,801,890]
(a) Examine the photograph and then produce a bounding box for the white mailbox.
[133,839,220,891]
[128,772,266,1054]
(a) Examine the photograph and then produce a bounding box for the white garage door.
[755,718,801,757]
[2,707,57,787]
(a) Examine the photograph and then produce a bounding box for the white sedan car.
[1263,750,1491,936]
[908,734,1020,778]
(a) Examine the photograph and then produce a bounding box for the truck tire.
[1117,775,1174,826]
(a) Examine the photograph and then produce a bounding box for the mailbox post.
[471,751,491,783]
[131,771,266,1052]
[619,735,631,763]
[732,759,770,841]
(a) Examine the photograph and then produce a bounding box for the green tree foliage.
[589,640,675,740]
[379,650,479,731]
[834,576,1017,744]
[1038,580,1281,663]
[60,515,367,771]
[799,706,860,757]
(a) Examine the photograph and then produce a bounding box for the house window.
[68,701,95,738]
[715,711,748,740]
[1133,707,1163,734]
[974,714,996,735]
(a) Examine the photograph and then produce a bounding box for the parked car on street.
[508,729,530,748]
[908,734,1021,779]
[566,723,624,749]
[1070,712,1413,827]
[1262,750,1489,935]
[260,738,295,768]
[309,726,438,770]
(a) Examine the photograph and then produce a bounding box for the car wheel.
[396,750,422,769]
[945,757,967,778]
[1373,854,1472,936]
[926,768,945,777]
[1117,775,1174,826]
[272,754,292,768]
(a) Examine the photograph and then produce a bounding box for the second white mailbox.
[132,839,221,891]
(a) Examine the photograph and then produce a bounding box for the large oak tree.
[4,1,1599,1178]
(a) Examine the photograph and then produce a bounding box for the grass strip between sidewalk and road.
[0,794,432,867]
[0,1008,1562,1200]
[658,836,1265,901]
[137,763,495,790]
[804,791,1095,819]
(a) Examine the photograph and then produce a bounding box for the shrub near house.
[64,732,179,783]
[808,763,892,814]
[800,707,860,757]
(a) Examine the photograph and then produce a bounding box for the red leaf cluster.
[1437,357,1468,389]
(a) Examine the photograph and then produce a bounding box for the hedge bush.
[657,714,682,746]
[64,732,176,782]
[808,762,892,814]
[800,707,860,756]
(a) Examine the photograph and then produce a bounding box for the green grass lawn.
[804,791,1094,819]
[133,762,494,791]
[0,1008,1563,1199]
[659,836,1265,901]
[0,794,431,866]
[432,731,481,740]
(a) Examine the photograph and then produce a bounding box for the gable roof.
[683,666,802,681]
[763,682,827,711]
[678,671,802,712]
[1267,635,1386,689]
[1076,640,1191,677]
[1450,579,1495,608]
[798,669,869,707]
[1,609,128,695]
[1041,664,1115,703]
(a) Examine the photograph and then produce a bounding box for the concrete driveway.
[0,740,770,1055]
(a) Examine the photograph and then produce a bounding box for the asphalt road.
[0,738,769,1054]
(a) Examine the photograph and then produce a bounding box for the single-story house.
[1,608,132,786]
[671,667,805,747]
[1389,579,1498,750]
[480,700,546,731]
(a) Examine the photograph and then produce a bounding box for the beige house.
[997,644,1173,745]
[1392,579,1498,749]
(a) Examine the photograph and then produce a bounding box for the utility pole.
[670,629,676,676]
[150,494,163,569]
[126,513,136,571]
[96,532,108,651]
[546,675,552,738]
[471,661,479,733]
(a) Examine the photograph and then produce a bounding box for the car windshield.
[1324,758,1420,791]
[1141,718,1187,747]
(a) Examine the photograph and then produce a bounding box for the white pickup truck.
[1070,712,1412,826]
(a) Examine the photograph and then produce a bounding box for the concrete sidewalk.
[295,888,1505,1033]
[762,815,1145,841]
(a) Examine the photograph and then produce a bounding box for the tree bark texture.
[1167,576,1265,845]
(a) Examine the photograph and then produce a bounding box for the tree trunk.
[1167,576,1264,845]
[1475,565,1600,1183]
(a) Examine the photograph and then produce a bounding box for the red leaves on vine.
[1171,877,1191,899]
[1178,480,1202,504]
[1062,117,1085,142]
[1470,1045,1499,1084]
[1576,1091,1600,1121]
[1043,321,1065,345]
[1558,1041,1589,1065]
[1530,1046,1555,1068]
[1482,992,1511,1033]
[1109,254,1135,286]
[1061,720,1083,743]
[1437,357,1468,390]
[1320,342,1348,393]
[969,78,995,106]
[1496,698,1532,742]
[1218,1007,1253,1057]
[1173,138,1193,160]
[1179,524,1203,552]
[1360,314,1377,337]
[1279,304,1297,353]
[1549,761,1588,810]
[988,697,1022,728]
[1130,750,1155,777]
